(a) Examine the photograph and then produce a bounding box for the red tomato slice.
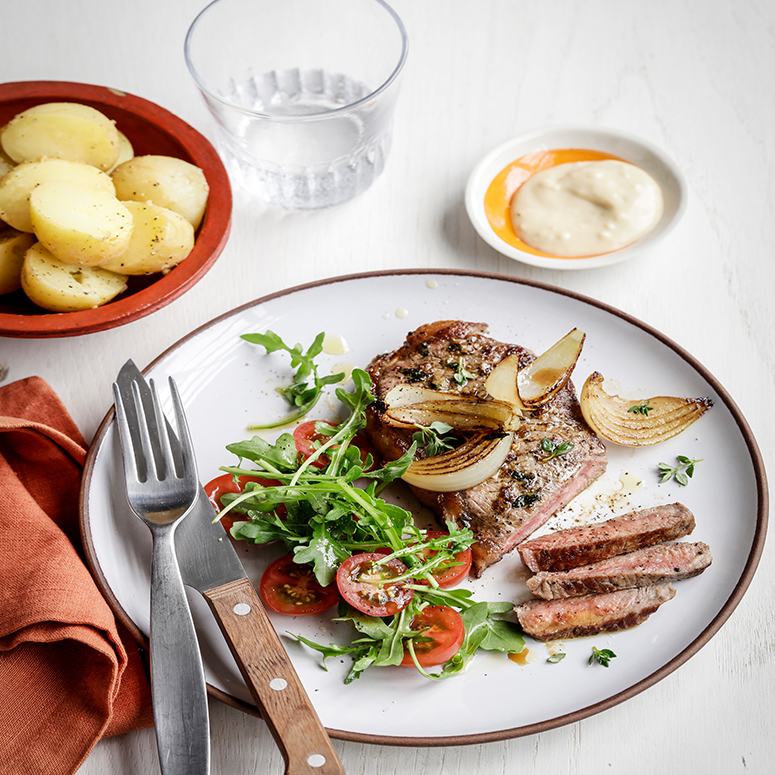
[400,605,465,667]
[259,554,340,616]
[417,531,473,588]
[293,420,376,470]
[336,552,414,617]
[204,473,284,531]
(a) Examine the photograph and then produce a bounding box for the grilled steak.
[514,583,676,641]
[517,502,696,573]
[365,321,607,576]
[526,541,712,599]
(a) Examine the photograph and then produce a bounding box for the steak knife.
[116,360,345,775]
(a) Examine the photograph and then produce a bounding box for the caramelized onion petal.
[580,371,712,446]
[401,432,513,492]
[384,385,521,431]
[518,328,585,407]
[485,353,525,410]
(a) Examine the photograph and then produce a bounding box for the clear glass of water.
[184,0,408,209]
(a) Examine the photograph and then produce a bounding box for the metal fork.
[113,376,210,775]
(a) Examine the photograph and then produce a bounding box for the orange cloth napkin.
[0,376,153,775]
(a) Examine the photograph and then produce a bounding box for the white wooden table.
[2,1,773,772]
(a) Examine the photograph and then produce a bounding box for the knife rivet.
[308,754,326,768]
[233,602,251,616]
[269,678,287,691]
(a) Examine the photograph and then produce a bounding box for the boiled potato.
[21,242,127,311]
[0,145,14,178]
[0,102,120,171]
[0,159,115,233]
[108,130,135,173]
[111,155,209,229]
[100,201,195,275]
[30,182,133,266]
[0,229,36,294]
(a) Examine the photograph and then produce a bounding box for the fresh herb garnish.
[241,331,344,429]
[412,420,458,457]
[453,358,475,387]
[627,400,653,416]
[547,652,566,664]
[657,455,703,486]
[541,437,574,460]
[589,647,616,667]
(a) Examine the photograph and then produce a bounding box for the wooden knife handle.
[203,577,345,775]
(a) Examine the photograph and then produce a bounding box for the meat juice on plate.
[216,69,392,208]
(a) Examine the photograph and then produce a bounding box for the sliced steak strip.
[365,321,607,577]
[517,502,695,573]
[526,541,712,599]
[515,583,676,641]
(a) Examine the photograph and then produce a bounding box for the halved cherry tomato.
[417,531,473,588]
[204,473,285,532]
[293,420,376,470]
[259,554,340,616]
[336,552,414,617]
[400,605,465,667]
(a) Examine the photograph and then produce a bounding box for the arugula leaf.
[242,330,345,429]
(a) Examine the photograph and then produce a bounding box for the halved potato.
[21,242,127,311]
[579,371,713,446]
[30,182,133,266]
[111,155,209,229]
[0,158,115,232]
[0,145,14,178]
[0,228,36,294]
[100,201,194,275]
[518,328,585,407]
[0,102,120,171]
[108,130,135,173]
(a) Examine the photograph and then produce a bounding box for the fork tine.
[148,378,177,481]
[133,380,162,483]
[167,377,198,486]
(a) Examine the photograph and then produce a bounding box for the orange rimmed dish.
[465,126,686,270]
[0,81,232,338]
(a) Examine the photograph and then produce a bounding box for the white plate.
[465,125,688,269]
[81,269,766,745]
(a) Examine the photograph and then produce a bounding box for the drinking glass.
[184,0,408,209]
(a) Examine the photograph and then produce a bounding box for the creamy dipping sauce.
[510,159,663,257]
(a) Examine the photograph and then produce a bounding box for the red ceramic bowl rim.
[0,80,232,338]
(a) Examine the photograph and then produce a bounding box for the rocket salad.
[206,330,525,682]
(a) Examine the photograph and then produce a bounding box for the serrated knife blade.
[115,360,345,775]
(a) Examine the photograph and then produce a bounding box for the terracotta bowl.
[0,80,232,338]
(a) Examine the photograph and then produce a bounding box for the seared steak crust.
[518,502,696,573]
[365,321,607,576]
[515,583,676,641]
[526,541,712,599]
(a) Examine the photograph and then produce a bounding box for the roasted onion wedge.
[485,353,525,410]
[402,432,514,492]
[517,328,585,407]
[580,371,713,446]
[383,385,521,431]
